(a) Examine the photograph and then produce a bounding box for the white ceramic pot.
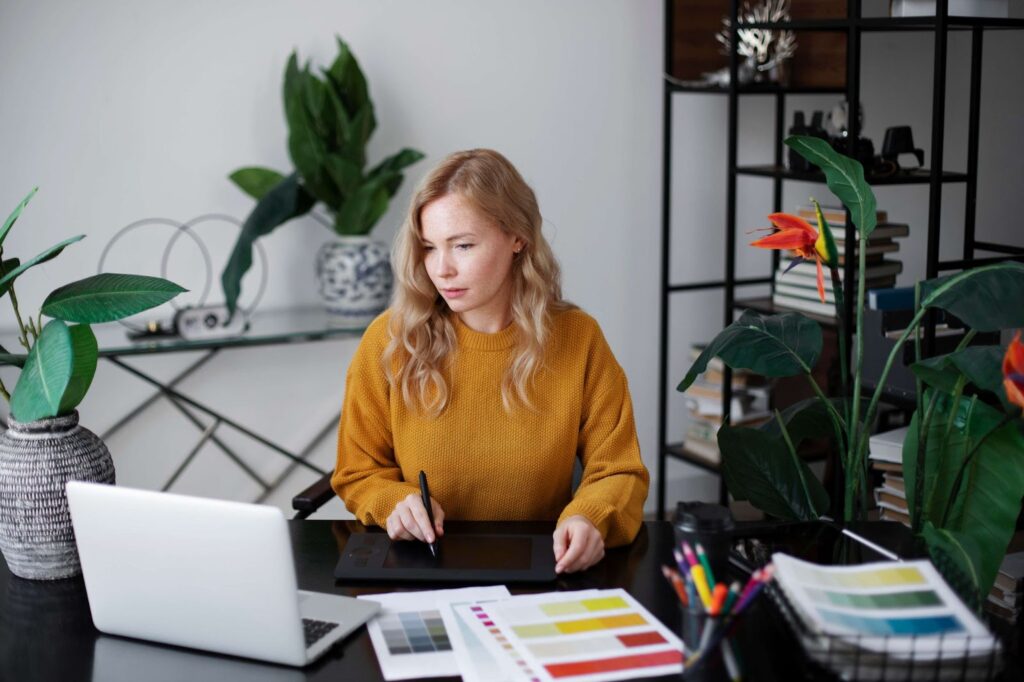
[315,236,393,326]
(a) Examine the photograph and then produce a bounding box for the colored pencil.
[710,583,728,616]
[695,542,717,588]
[661,565,689,606]
[690,564,713,611]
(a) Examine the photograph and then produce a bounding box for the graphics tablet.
[334,532,557,583]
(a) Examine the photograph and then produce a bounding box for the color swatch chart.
[455,588,683,682]
[361,585,511,681]
[772,553,993,658]
[378,610,451,654]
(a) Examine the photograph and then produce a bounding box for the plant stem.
[0,377,9,402]
[804,373,846,432]
[776,408,819,517]
[939,408,1018,529]
[913,389,942,534]
[7,284,32,350]
[829,266,851,429]
[942,330,977,437]
[857,305,932,467]
[846,228,872,520]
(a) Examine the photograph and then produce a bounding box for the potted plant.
[678,136,1024,608]
[222,36,424,326]
[0,188,185,580]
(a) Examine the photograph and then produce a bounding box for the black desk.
[0,520,1015,681]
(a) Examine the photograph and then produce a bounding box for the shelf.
[665,443,721,474]
[667,81,847,96]
[736,164,969,185]
[733,297,838,327]
[736,17,1024,31]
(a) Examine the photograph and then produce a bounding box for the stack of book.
[682,344,768,463]
[868,426,909,526]
[770,204,908,318]
[986,551,1024,623]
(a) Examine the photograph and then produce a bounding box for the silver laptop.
[66,481,379,667]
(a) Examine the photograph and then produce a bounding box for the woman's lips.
[442,288,467,299]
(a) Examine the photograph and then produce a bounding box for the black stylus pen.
[418,470,438,558]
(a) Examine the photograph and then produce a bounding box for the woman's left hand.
[552,515,604,574]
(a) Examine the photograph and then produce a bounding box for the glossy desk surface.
[1,520,1016,681]
[0,520,752,681]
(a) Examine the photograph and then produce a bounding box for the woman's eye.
[456,243,474,251]
[422,245,434,252]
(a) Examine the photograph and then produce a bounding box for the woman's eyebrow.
[421,232,475,245]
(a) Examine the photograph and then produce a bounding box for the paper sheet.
[772,553,996,660]
[455,589,684,682]
[359,586,511,680]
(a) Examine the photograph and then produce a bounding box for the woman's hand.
[552,515,604,573]
[386,493,445,544]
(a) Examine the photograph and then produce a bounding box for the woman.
[331,149,648,573]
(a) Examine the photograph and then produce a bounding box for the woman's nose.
[433,251,455,277]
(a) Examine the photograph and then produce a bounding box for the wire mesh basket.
[766,579,1005,681]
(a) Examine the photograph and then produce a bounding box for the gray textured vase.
[315,236,393,326]
[0,411,114,580]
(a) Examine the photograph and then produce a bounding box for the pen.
[418,470,438,558]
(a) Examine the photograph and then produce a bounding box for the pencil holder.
[680,608,730,682]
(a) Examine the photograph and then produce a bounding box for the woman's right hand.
[386,493,445,543]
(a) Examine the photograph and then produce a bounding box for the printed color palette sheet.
[360,585,511,680]
[455,588,683,682]
[772,553,994,658]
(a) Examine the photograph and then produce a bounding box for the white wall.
[0,1,664,517]
[665,0,1024,504]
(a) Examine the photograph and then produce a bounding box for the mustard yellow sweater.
[331,308,649,548]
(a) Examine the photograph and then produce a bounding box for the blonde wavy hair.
[384,148,573,416]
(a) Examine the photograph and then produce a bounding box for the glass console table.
[4,307,365,503]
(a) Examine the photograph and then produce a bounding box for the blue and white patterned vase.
[315,236,393,327]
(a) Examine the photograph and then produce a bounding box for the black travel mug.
[672,502,736,583]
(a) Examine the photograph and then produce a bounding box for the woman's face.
[419,193,523,333]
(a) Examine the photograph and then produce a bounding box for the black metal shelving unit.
[656,0,1024,519]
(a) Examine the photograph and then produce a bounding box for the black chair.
[292,459,584,521]
[291,474,336,520]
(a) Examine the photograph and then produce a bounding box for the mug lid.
[673,502,736,533]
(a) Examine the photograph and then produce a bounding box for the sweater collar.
[453,314,517,351]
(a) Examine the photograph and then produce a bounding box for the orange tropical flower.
[1004,331,1024,410]
[750,212,832,303]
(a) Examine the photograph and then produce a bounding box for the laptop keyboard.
[303,618,340,647]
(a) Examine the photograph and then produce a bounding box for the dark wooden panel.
[671,0,847,88]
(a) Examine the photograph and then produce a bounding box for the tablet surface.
[334,532,557,583]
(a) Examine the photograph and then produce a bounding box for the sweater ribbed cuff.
[558,499,614,543]
[365,482,421,528]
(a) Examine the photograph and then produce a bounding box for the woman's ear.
[512,237,525,254]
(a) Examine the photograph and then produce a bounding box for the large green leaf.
[920,261,1024,332]
[785,135,877,239]
[229,167,287,201]
[922,522,983,611]
[324,35,375,149]
[366,148,426,195]
[41,273,186,323]
[284,56,340,208]
[0,187,38,247]
[911,345,1006,404]
[221,172,316,318]
[0,341,27,368]
[0,258,21,298]
[759,396,855,443]
[904,394,1024,599]
[334,176,392,235]
[678,310,822,392]
[0,235,84,290]
[11,320,74,421]
[719,424,829,521]
[57,324,98,413]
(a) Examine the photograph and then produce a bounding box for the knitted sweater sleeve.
[330,316,419,527]
[558,324,650,548]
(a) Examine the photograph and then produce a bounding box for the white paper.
[359,586,511,680]
[456,588,684,682]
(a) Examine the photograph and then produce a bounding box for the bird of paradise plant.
[678,135,1024,607]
